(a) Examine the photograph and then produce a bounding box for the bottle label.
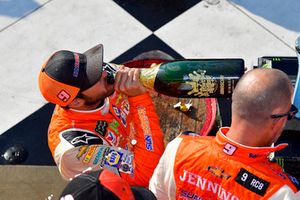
[186,70,218,97]
[140,63,160,89]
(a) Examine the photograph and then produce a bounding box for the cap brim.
[82,44,104,90]
[131,186,157,200]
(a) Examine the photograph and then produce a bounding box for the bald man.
[149,68,300,200]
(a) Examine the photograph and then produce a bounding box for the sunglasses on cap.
[270,104,298,120]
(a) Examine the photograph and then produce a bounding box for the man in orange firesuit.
[38,44,165,187]
[149,68,300,199]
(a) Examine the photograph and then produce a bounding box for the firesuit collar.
[215,127,288,161]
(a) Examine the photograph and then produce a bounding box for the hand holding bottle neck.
[107,63,148,97]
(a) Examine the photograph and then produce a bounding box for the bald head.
[232,68,293,124]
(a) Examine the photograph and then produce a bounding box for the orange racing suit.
[149,127,300,199]
[48,92,164,187]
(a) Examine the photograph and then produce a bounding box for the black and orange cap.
[59,169,157,200]
[38,44,103,107]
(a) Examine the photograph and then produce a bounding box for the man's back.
[150,129,300,199]
[150,68,300,199]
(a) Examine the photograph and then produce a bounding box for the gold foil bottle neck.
[140,63,160,89]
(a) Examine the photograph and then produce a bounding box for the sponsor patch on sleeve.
[235,168,270,196]
[61,129,104,147]
[103,148,134,175]
[104,149,123,168]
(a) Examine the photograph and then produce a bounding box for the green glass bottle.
[139,59,244,98]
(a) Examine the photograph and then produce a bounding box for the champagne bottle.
[108,59,245,98]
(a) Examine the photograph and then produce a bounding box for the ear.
[68,98,85,108]
[270,117,285,131]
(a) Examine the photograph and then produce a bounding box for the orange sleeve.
[121,92,165,187]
